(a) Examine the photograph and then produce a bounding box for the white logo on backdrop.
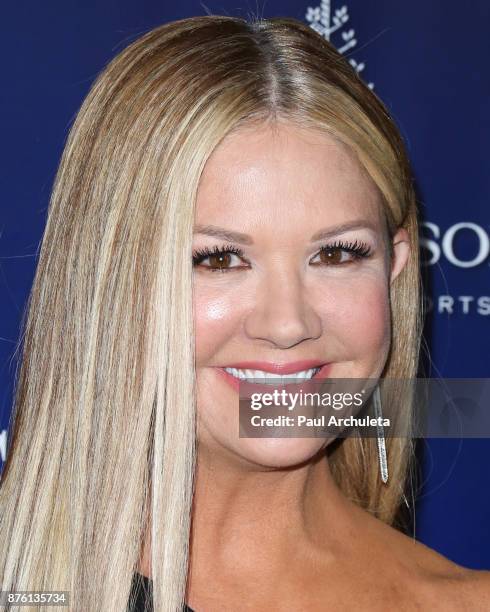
[421,221,490,316]
[305,1,374,89]
[420,222,490,268]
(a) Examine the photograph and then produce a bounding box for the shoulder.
[384,524,490,610]
[462,569,490,609]
[417,565,490,611]
[352,506,489,610]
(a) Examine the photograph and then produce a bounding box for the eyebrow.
[193,220,378,245]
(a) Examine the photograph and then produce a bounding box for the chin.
[226,436,328,470]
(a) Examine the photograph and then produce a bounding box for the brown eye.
[207,252,233,270]
[312,240,372,266]
[192,245,246,272]
[318,248,345,265]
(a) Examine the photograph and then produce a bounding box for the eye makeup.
[192,239,373,272]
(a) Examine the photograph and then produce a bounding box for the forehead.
[195,121,382,231]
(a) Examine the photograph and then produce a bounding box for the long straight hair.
[0,15,422,612]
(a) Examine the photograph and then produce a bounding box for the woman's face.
[192,121,409,469]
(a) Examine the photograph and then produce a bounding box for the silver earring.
[373,384,388,484]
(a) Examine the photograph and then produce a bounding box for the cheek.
[320,276,390,355]
[193,289,240,363]
[349,284,390,350]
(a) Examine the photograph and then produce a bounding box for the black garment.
[127,572,195,612]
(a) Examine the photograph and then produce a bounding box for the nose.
[244,269,322,349]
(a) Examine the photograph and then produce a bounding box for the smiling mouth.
[222,366,323,385]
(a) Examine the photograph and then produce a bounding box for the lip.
[215,362,333,392]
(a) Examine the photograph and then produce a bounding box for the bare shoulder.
[449,567,490,610]
[416,553,490,610]
[342,503,490,609]
[381,521,490,610]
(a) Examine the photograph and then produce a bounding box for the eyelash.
[191,240,372,272]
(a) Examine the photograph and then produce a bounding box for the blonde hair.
[0,15,423,612]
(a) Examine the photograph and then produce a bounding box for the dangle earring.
[373,384,388,484]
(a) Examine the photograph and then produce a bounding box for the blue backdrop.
[1,1,488,569]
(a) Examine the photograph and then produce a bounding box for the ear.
[390,227,410,284]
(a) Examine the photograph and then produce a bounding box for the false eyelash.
[191,239,372,272]
[192,244,245,269]
[318,239,372,259]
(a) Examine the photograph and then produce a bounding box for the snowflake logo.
[305,1,374,89]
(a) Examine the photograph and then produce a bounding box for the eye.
[192,239,373,273]
[192,244,248,272]
[311,239,372,266]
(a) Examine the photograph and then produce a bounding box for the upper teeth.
[224,367,320,384]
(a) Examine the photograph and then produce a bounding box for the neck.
[188,444,357,582]
[138,444,361,583]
